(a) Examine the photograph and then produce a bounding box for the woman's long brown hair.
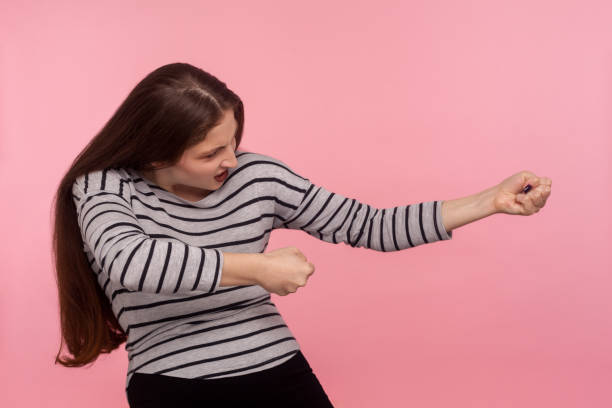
[52,62,245,367]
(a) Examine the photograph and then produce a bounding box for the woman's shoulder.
[72,167,132,198]
[234,149,311,207]
[235,148,308,181]
[235,148,278,165]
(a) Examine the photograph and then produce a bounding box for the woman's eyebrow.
[199,146,223,156]
[198,133,236,156]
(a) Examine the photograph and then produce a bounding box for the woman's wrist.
[441,185,499,232]
[219,252,266,287]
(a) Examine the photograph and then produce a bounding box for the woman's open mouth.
[214,170,228,182]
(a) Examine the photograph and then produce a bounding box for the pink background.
[2,0,611,407]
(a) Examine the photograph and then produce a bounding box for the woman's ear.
[150,160,168,169]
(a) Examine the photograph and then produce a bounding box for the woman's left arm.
[441,170,553,232]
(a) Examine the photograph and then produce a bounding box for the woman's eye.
[205,152,217,159]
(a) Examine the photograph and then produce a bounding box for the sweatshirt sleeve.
[72,168,224,294]
[268,158,453,251]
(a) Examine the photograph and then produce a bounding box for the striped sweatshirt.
[71,148,453,393]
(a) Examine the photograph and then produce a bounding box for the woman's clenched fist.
[257,246,315,296]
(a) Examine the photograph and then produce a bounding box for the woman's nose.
[224,152,238,168]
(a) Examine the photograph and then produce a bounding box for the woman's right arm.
[73,185,227,295]
[73,172,312,296]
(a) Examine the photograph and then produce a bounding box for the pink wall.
[2,1,611,407]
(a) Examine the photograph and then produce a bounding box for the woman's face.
[144,108,239,201]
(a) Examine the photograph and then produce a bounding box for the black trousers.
[126,350,334,407]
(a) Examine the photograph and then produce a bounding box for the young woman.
[52,62,552,407]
